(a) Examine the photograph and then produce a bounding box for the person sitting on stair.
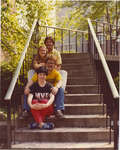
[25,56,65,119]
[27,66,55,129]
[44,36,68,92]
[22,46,48,116]
[22,37,67,118]
[28,46,48,81]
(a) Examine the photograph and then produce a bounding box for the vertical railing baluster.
[75,31,77,53]
[116,25,118,55]
[82,33,84,53]
[95,21,98,57]
[7,100,11,149]
[69,30,70,53]
[61,29,63,53]
[110,24,112,55]
[12,95,16,145]
[54,28,56,47]
[106,23,108,55]
[109,116,112,144]
[88,25,90,53]
[22,61,24,83]
[46,27,47,37]
[103,23,105,55]
[23,55,25,83]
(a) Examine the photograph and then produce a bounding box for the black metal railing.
[88,18,119,150]
[38,25,88,53]
[92,20,120,56]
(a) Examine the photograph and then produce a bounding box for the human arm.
[55,64,61,71]
[56,51,62,70]
[49,70,62,95]
[52,50,62,70]
[46,93,55,107]
[24,73,38,95]
[27,93,44,110]
[33,59,45,70]
[27,93,55,110]
[52,80,62,95]
[24,80,34,95]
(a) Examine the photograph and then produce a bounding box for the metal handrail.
[4,15,38,100]
[91,19,120,27]
[88,18,119,99]
[39,24,88,33]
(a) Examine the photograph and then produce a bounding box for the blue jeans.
[23,87,64,112]
[54,87,64,111]
[23,95,30,111]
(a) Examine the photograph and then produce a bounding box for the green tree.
[1,0,56,72]
[56,1,120,31]
[1,0,56,98]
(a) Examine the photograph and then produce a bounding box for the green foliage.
[1,1,27,72]
[1,0,56,72]
[0,111,7,121]
[114,72,120,91]
[56,1,120,31]
[1,0,56,98]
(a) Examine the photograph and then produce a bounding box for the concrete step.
[62,57,91,64]
[0,122,7,148]
[50,115,108,128]
[61,53,90,59]
[63,60,91,65]
[62,64,94,71]
[16,114,107,129]
[66,85,99,94]
[65,104,105,115]
[67,77,96,85]
[12,142,114,150]
[65,94,102,104]
[16,116,34,129]
[67,70,95,77]
[15,128,113,142]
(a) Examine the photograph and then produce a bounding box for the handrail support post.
[6,100,12,149]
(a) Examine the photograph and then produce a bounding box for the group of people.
[22,36,67,130]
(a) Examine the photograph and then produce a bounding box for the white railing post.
[4,13,38,100]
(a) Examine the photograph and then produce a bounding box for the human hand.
[51,87,58,95]
[24,87,30,95]
[31,103,47,110]
[39,63,45,67]
[55,64,61,71]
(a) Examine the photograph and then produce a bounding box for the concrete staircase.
[12,53,114,149]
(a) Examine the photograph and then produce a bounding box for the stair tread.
[67,77,96,79]
[12,142,114,149]
[64,114,106,118]
[66,93,102,96]
[65,104,103,106]
[67,85,98,87]
[14,53,113,149]
[17,127,111,133]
